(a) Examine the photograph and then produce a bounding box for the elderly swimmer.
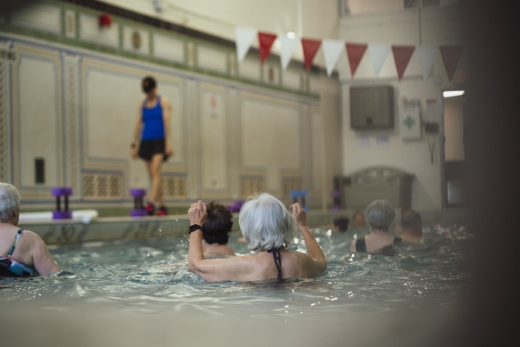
[187,193,327,282]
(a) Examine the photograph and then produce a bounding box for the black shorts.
[138,139,169,162]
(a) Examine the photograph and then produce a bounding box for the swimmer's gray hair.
[0,182,21,223]
[239,193,297,251]
[364,199,395,231]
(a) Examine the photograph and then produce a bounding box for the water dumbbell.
[51,187,73,219]
[130,188,147,217]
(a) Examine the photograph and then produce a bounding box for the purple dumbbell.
[130,188,147,217]
[52,187,73,219]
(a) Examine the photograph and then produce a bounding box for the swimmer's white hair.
[239,193,297,251]
[0,182,21,223]
[365,199,395,231]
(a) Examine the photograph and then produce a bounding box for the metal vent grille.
[282,179,302,198]
[160,176,187,199]
[241,177,264,198]
[83,173,122,200]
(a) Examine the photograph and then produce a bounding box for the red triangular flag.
[301,38,321,71]
[391,45,415,80]
[439,45,464,82]
[258,32,277,65]
[345,43,368,77]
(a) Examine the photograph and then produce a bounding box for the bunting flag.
[415,45,438,80]
[258,32,277,65]
[345,43,368,77]
[234,26,464,82]
[368,44,391,79]
[301,38,321,71]
[279,35,299,70]
[235,26,257,63]
[321,39,345,76]
[439,45,464,82]
[391,45,415,81]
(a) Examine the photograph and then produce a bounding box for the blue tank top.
[141,96,165,140]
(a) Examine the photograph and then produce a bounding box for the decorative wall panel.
[199,83,228,197]
[241,94,301,193]
[82,172,122,200]
[123,26,150,55]
[10,3,61,34]
[153,34,184,63]
[62,53,81,195]
[15,46,62,192]
[79,14,119,48]
[197,46,227,74]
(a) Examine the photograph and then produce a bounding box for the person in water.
[395,209,423,244]
[350,211,367,227]
[0,182,61,277]
[201,201,235,258]
[187,193,327,282]
[331,216,349,232]
[350,199,401,254]
[131,76,173,216]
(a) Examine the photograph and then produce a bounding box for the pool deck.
[18,207,470,246]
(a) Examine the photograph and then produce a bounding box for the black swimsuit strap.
[271,249,282,280]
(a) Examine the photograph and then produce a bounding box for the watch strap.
[189,224,202,233]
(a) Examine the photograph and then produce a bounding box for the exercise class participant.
[131,76,173,216]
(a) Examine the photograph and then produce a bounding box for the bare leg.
[145,153,164,205]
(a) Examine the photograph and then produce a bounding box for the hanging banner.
[258,31,277,65]
[322,39,344,76]
[345,43,367,77]
[392,45,415,80]
[301,38,321,71]
[440,45,464,82]
[235,26,257,63]
[279,35,299,70]
[416,45,438,80]
[368,44,391,79]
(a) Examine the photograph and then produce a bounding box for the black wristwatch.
[189,224,202,233]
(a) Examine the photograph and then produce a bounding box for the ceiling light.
[443,90,464,98]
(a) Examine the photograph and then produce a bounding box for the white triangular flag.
[416,45,438,80]
[235,26,257,63]
[368,44,391,78]
[278,35,299,70]
[321,39,344,76]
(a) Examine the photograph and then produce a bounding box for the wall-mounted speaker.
[350,85,394,130]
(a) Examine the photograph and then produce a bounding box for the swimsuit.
[267,248,282,280]
[0,229,38,277]
[354,236,402,253]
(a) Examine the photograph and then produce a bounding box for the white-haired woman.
[0,182,61,276]
[187,193,327,282]
[350,199,401,254]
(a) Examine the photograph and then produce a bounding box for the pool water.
[0,223,474,320]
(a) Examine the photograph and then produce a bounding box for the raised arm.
[290,203,327,276]
[161,96,173,157]
[187,200,208,272]
[131,103,143,159]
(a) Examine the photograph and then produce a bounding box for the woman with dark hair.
[0,182,61,277]
[131,76,173,216]
[201,202,235,258]
[187,193,327,282]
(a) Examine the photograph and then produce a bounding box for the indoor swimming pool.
[0,222,475,346]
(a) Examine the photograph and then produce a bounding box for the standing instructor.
[131,76,173,216]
